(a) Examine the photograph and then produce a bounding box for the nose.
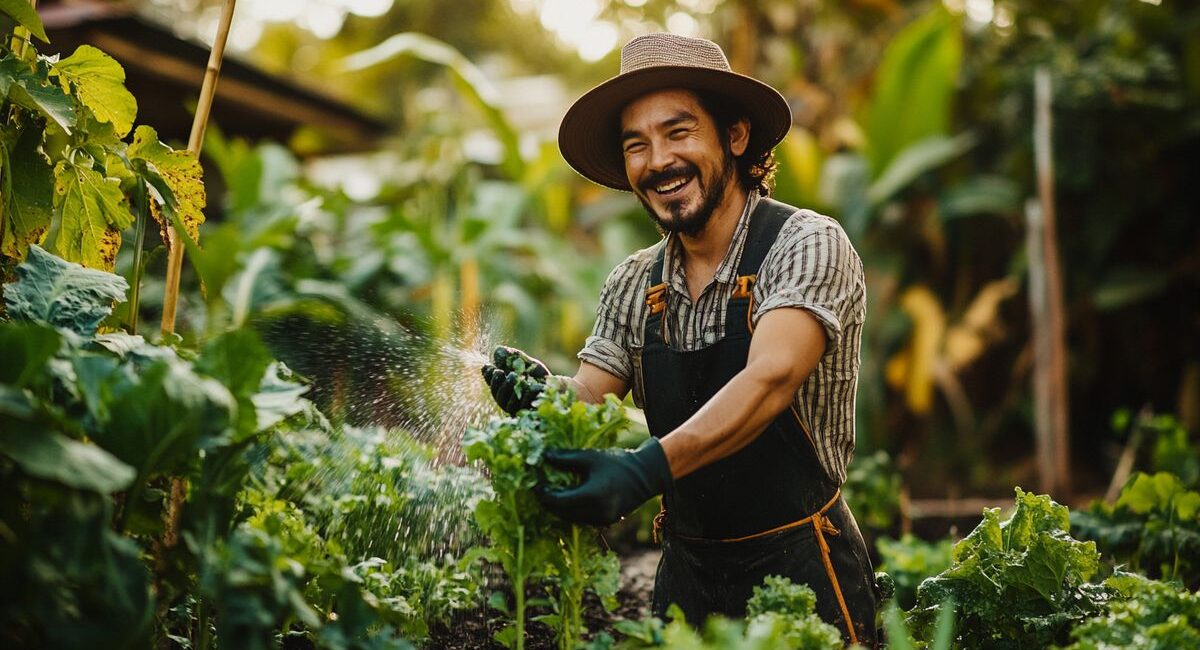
[647,138,677,174]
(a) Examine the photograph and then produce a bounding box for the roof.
[38,1,388,154]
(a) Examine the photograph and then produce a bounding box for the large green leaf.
[251,362,311,432]
[1,124,54,259]
[0,0,49,42]
[0,418,136,494]
[863,7,962,175]
[4,244,128,336]
[85,356,236,477]
[0,54,75,134]
[342,33,525,179]
[53,159,131,270]
[128,125,205,241]
[196,328,274,435]
[51,45,137,137]
[867,132,977,207]
[0,321,60,387]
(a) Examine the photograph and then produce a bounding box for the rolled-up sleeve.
[753,215,864,357]
[577,256,646,382]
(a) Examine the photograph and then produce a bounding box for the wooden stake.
[1026,67,1071,496]
[156,0,237,599]
[160,0,238,335]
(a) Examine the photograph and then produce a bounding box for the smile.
[653,175,693,196]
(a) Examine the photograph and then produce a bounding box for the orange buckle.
[732,274,756,299]
[646,283,667,314]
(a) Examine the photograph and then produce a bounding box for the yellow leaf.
[945,278,1019,371]
[897,285,945,414]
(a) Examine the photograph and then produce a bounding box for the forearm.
[658,365,798,478]
[554,375,604,404]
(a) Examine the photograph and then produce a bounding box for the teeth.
[656,177,689,193]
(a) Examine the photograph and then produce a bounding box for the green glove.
[536,438,673,526]
[481,345,549,415]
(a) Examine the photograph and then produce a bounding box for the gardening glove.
[536,438,673,527]
[481,345,550,416]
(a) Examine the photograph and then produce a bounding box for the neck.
[676,182,748,267]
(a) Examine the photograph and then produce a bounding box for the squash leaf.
[51,45,137,137]
[53,159,131,270]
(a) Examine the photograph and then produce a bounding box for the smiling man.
[481,33,879,645]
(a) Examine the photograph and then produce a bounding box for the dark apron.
[638,198,879,646]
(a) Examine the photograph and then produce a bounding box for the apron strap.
[726,198,797,338]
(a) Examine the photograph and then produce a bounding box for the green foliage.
[1072,472,1200,585]
[0,31,198,278]
[611,577,841,649]
[0,0,49,43]
[0,246,483,648]
[876,534,954,610]
[464,384,629,649]
[3,244,126,335]
[908,488,1108,648]
[50,45,138,138]
[862,5,963,175]
[1060,572,1200,650]
[842,449,902,532]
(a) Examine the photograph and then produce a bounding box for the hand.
[481,345,550,415]
[536,438,673,526]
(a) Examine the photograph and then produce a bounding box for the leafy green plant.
[876,534,954,610]
[1072,472,1200,586]
[907,488,1108,649]
[0,243,455,649]
[463,384,628,649]
[609,576,842,649]
[1060,572,1200,650]
[842,450,902,533]
[0,3,204,337]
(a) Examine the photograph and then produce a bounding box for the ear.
[728,118,750,157]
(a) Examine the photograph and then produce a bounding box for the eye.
[669,128,689,139]
[624,142,646,154]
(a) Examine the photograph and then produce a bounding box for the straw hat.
[558,32,792,191]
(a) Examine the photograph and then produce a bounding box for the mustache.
[638,163,699,193]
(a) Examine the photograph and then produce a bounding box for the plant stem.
[515,524,525,650]
[127,182,149,334]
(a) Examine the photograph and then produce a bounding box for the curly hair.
[695,90,779,197]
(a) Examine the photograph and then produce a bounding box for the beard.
[636,151,736,237]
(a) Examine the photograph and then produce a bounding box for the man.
[482,33,878,645]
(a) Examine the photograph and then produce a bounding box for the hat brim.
[558,66,792,192]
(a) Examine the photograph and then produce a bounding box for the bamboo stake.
[160,0,238,335]
[156,0,237,605]
[1026,67,1071,496]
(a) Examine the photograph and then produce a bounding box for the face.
[619,89,748,237]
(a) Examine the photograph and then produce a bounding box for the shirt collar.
[663,190,760,296]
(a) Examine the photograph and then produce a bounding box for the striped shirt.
[578,192,866,484]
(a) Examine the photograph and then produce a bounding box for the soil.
[426,547,661,649]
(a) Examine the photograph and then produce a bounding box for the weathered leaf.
[53,159,130,270]
[0,55,74,133]
[4,244,128,335]
[52,45,137,137]
[0,0,49,42]
[1,124,54,260]
[128,125,205,243]
[0,422,136,493]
